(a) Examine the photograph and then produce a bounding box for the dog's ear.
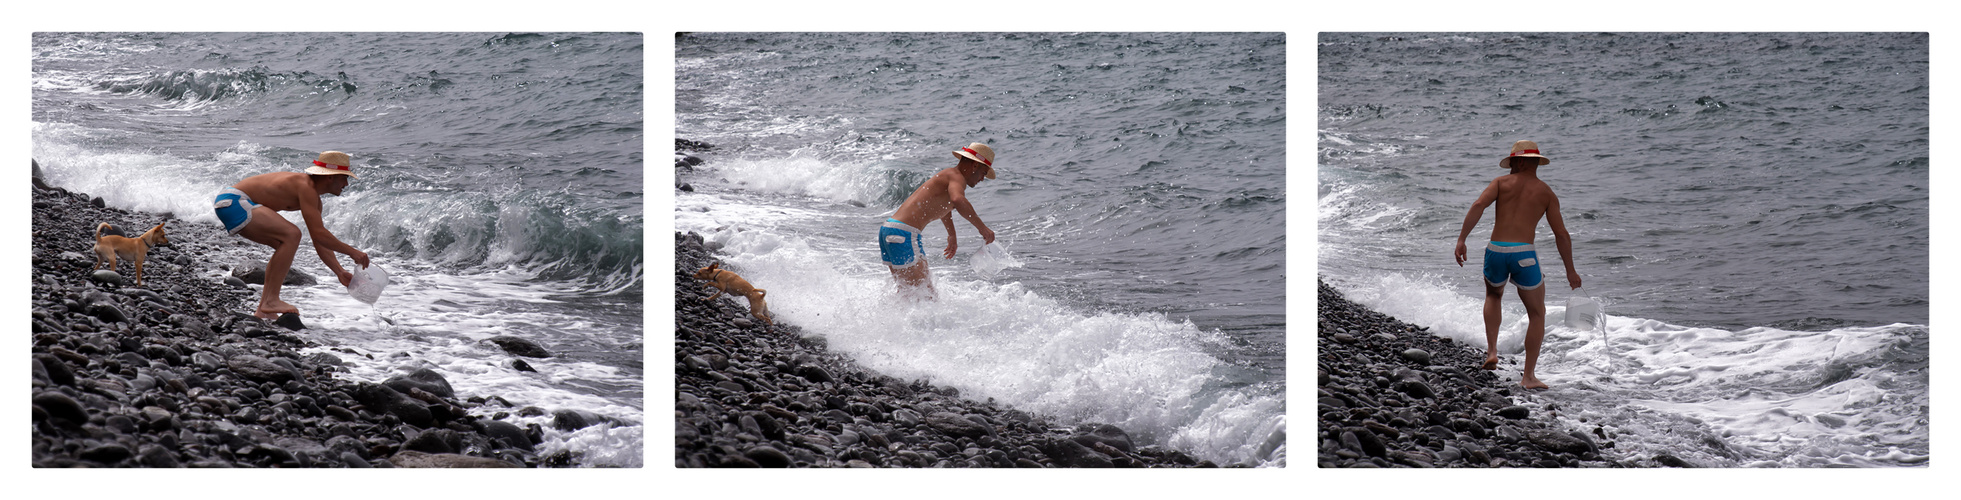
[708,263,720,271]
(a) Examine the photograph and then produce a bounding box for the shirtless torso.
[892,164,995,244]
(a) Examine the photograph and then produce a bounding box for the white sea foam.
[286,265,644,465]
[678,195,1285,466]
[1326,273,1928,467]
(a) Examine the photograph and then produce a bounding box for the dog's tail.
[95,222,110,239]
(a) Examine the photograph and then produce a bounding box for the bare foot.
[1481,352,1499,370]
[256,299,299,319]
[1521,376,1550,390]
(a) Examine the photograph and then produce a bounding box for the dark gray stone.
[1497,405,1531,420]
[274,313,306,330]
[138,445,180,467]
[486,336,552,358]
[80,443,133,464]
[33,354,74,386]
[383,368,454,399]
[482,420,535,451]
[745,446,792,468]
[1400,348,1432,364]
[1526,429,1593,455]
[349,383,433,427]
[1070,424,1134,453]
[33,392,87,423]
[388,450,519,468]
[90,270,125,286]
[1039,438,1114,468]
[227,355,296,383]
[553,409,610,431]
[924,412,990,438]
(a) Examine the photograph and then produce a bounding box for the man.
[880,142,998,299]
[1453,140,1580,389]
[214,151,371,319]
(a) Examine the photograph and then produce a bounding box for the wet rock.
[924,412,990,438]
[350,382,434,427]
[1071,424,1135,453]
[553,409,609,431]
[1039,438,1114,468]
[80,443,133,464]
[273,313,306,330]
[487,336,552,358]
[90,270,125,286]
[483,420,535,451]
[227,355,297,383]
[383,368,455,399]
[138,445,180,467]
[388,450,520,468]
[745,446,792,468]
[33,392,87,424]
[33,354,74,386]
[1497,405,1531,420]
[1400,348,1432,364]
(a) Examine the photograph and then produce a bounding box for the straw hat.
[953,142,997,179]
[305,151,358,178]
[1500,140,1551,168]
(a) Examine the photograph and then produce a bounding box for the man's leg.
[236,207,302,318]
[1517,284,1549,389]
[889,261,936,301]
[1482,282,1504,370]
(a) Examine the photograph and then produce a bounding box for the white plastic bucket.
[347,264,391,305]
[969,242,1023,279]
[1565,287,1602,330]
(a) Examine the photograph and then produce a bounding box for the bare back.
[891,167,967,229]
[1486,172,1558,243]
[231,172,321,212]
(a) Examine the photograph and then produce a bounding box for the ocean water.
[677,32,1286,466]
[32,32,644,466]
[1319,32,1927,467]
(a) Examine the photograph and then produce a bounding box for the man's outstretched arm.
[296,189,369,285]
[1455,179,1499,267]
[1546,193,1580,290]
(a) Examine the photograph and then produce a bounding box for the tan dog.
[92,221,169,286]
[693,262,772,326]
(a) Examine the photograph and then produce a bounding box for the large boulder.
[383,368,454,399]
[923,412,992,438]
[486,336,552,358]
[1039,438,1114,468]
[1070,424,1135,454]
[226,355,297,383]
[349,383,433,427]
[481,420,535,451]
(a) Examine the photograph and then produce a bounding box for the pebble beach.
[674,231,1219,468]
[28,165,615,468]
[1316,278,1693,468]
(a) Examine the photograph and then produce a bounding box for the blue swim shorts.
[213,187,259,236]
[879,218,926,268]
[1482,241,1544,290]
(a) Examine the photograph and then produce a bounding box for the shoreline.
[29,166,612,468]
[673,137,1222,467]
[673,232,1219,467]
[1316,278,1669,468]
